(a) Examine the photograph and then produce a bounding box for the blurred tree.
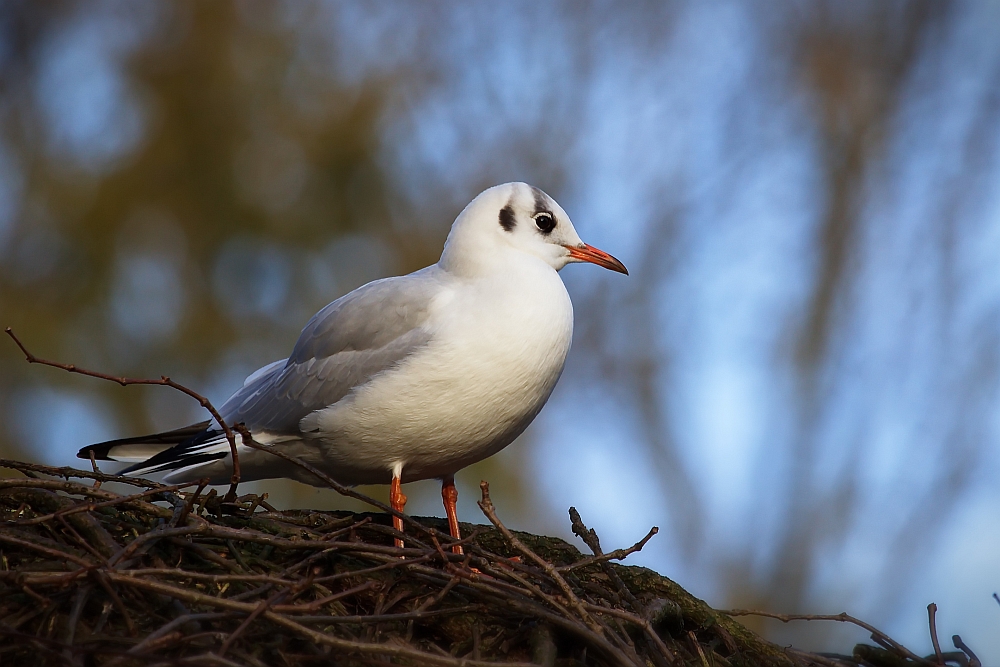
[0,1,432,514]
[563,0,1000,651]
[3,0,1000,658]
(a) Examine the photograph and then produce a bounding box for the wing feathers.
[218,272,441,433]
[76,267,449,476]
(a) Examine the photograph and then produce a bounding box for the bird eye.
[534,212,556,234]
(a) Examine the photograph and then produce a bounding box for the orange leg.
[390,474,407,549]
[441,476,463,555]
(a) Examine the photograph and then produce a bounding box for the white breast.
[305,257,574,484]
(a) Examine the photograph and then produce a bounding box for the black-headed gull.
[79,183,627,551]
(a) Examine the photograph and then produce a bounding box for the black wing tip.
[115,429,223,475]
[74,421,215,461]
[77,442,121,461]
[77,445,106,460]
[119,452,227,476]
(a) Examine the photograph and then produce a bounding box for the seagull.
[79,183,627,552]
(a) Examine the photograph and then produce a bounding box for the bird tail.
[77,420,231,477]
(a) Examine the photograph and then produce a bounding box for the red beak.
[564,243,629,275]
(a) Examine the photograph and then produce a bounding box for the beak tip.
[565,243,629,276]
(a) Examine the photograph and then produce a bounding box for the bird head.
[440,182,628,276]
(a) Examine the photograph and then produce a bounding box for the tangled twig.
[0,459,681,666]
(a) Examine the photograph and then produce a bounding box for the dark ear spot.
[499,204,516,232]
[531,186,549,214]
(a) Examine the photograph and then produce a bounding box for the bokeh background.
[2,0,999,659]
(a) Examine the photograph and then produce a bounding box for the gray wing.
[219,268,442,433]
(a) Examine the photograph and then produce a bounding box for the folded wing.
[77,268,444,475]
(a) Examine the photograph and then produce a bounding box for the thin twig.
[559,524,658,572]
[127,613,237,655]
[64,584,92,646]
[720,609,933,665]
[477,482,604,637]
[4,326,242,500]
[953,635,981,667]
[927,603,944,665]
[172,480,209,527]
[217,589,290,657]
[567,507,648,616]
[88,450,102,489]
[0,531,95,568]
[91,569,137,636]
[0,458,165,489]
[0,476,178,522]
[293,605,480,625]
[11,482,197,527]
[582,603,676,664]
[687,630,711,667]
